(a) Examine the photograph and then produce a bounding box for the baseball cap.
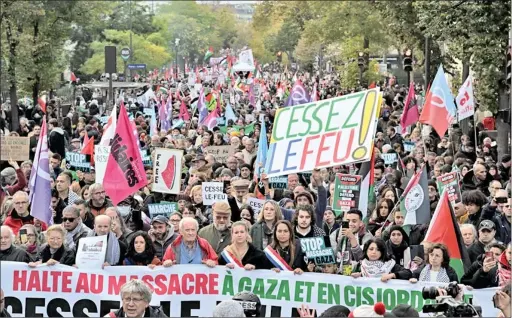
[151,215,169,225]
[479,220,495,231]
[391,304,419,317]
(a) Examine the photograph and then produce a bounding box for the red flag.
[38,98,46,113]
[400,82,419,134]
[368,82,376,89]
[80,136,95,166]
[82,133,90,150]
[70,72,77,83]
[179,100,190,121]
[103,104,148,205]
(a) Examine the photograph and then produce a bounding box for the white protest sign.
[94,145,110,184]
[152,148,183,194]
[456,75,475,121]
[75,235,108,269]
[380,153,398,165]
[202,182,227,205]
[247,197,265,217]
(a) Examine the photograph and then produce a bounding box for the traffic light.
[506,46,511,93]
[277,51,282,63]
[403,49,413,72]
[357,52,365,68]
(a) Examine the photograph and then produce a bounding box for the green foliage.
[80,30,170,75]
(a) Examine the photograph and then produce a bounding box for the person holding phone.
[16,224,42,259]
[482,189,511,244]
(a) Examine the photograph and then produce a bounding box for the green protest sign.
[148,203,179,218]
[436,172,462,205]
[300,237,335,265]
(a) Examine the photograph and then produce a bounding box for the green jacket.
[198,224,231,255]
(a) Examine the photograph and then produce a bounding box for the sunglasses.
[62,217,76,223]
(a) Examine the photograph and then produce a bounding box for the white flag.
[456,75,475,122]
[99,106,117,146]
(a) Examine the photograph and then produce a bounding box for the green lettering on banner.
[362,287,373,306]
[318,283,328,304]
[238,277,251,293]
[342,93,364,129]
[277,280,291,301]
[344,285,355,307]
[221,272,234,296]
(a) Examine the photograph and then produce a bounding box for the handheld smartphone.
[19,229,28,244]
[485,251,493,259]
[495,197,508,204]
[342,221,349,229]
[223,180,230,190]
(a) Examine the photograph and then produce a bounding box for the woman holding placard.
[351,238,412,282]
[218,221,272,270]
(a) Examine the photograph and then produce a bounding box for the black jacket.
[0,245,33,263]
[111,306,168,317]
[37,244,75,266]
[412,264,459,283]
[481,204,511,245]
[461,170,493,197]
[468,241,486,264]
[0,309,11,317]
[218,243,273,270]
[273,241,309,271]
[461,255,498,289]
[48,127,67,159]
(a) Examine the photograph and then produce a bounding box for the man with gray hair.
[86,215,126,267]
[0,225,32,262]
[107,279,167,317]
[213,300,245,317]
[62,205,92,251]
[86,183,113,217]
[162,217,217,266]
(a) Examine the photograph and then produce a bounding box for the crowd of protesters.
[0,70,510,317]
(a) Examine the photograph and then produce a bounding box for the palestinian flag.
[358,149,376,220]
[400,165,431,226]
[204,46,214,62]
[424,190,471,280]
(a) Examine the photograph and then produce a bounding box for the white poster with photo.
[202,182,227,206]
[152,148,183,194]
[75,235,108,269]
[94,145,110,184]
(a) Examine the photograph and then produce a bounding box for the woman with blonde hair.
[28,225,75,267]
[189,185,209,225]
[250,200,283,250]
[218,221,272,270]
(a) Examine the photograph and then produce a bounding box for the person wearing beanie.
[213,300,245,317]
[349,302,387,317]
[391,304,419,317]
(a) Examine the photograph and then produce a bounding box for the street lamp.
[175,38,180,78]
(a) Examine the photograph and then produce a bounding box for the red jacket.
[163,235,218,264]
[3,211,47,235]
[0,169,27,208]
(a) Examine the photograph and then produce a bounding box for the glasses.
[62,217,76,223]
[14,201,28,205]
[93,191,105,196]
[170,219,180,223]
[123,297,145,304]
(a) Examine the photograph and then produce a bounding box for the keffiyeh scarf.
[418,264,451,283]
[360,259,396,278]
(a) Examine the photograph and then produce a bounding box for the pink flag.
[400,82,419,135]
[104,104,148,205]
[203,109,219,130]
[179,100,190,121]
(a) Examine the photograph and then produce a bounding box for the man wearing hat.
[468,219,499,263]
[70,138,81,152]
[150,215,178,260]
[198,202,232,255]
[232,179,250,208]
[0,160,27,212]
[192,154,208,171]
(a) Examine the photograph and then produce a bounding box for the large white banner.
[456,75,475,121]
[0,262,498,317]
[152,148,183,194]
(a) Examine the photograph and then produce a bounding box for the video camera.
[422,282,481,317]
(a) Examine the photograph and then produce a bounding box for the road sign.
[121,48,131,61]
[127,64,146,70]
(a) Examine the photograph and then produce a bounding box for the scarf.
[129,250,155,265]
[89,231,121,265]
[386,240,408,267]
[65,222,83,251]
[418,264,451,283]
[360,258,396,277]
[497,252,511,287]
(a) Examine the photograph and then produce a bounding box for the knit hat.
[349,303,387,317]
[294,191,314,206]
[0,167,16,178]
[391,304,419,317]
[213,300,246,317]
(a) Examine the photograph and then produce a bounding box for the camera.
[422,282,482,317]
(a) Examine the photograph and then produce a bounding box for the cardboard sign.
[264,89,380,178]
[436,172,462,205]
[300,237,335,265]
[333,174,362,216]
[94,146,110,184]
[65,152,91,172]
[202,182,227,205]
[247,197,265,217]
[204,146,235,164]
[152,148,183,194]
[269,176,288,189]
[0,136,29,161]
[380,153,398,165]
[148,203,179,219]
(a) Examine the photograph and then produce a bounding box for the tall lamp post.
[175,38,180,78]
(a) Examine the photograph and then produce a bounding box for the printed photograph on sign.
[264,89,380,178]
[75,235,108,269]
[152,148,183,194]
